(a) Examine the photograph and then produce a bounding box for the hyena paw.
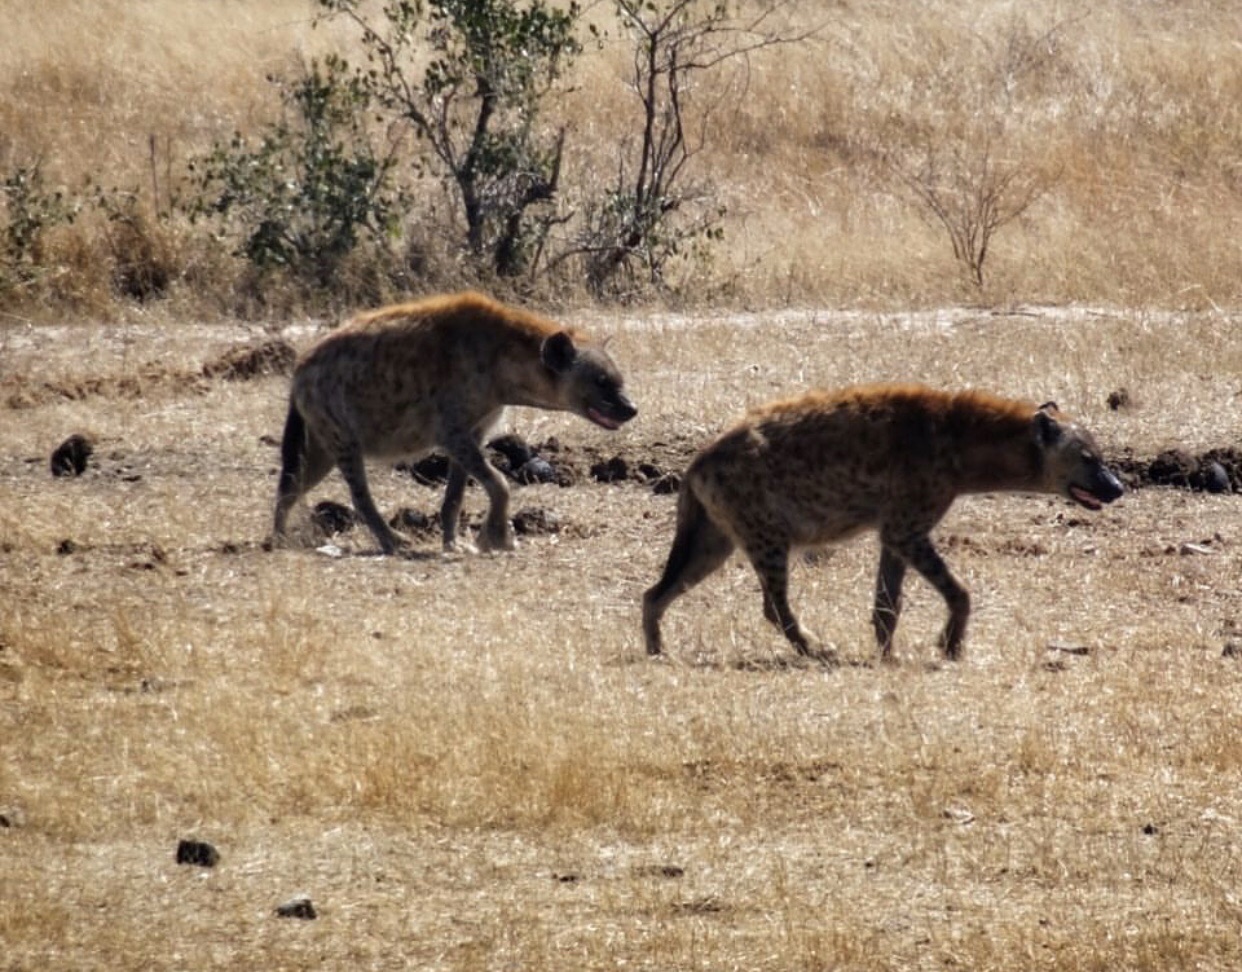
[478,523,517,553]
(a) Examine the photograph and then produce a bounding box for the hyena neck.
[950,408,1043,496]
[495,332,565,410]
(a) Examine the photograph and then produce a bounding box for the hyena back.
[642,383,1123,662]
[273,291,637,554]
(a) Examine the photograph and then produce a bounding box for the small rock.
[175,839,220,868]
[401,453,450,485]
[1046,642,1090,656]
[311,500,356,536]
[652,473,681,495]
[1222,642,1242,659]
[50,434,94,477]
[1141,822,1160,836]
[1106,388,1130,411]
[488,434,534,471]
[274,895,317,920]
[390,508,436,536]
[56,539,78,556]
[513,507,561,536]
[590,455,629,483]
[1201,461,1231,494]
[515,456,556,484]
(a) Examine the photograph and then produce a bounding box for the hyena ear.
[1034,408,1063,446]
[540,331,578,374]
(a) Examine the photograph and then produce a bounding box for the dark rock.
[56,539,77,556]
[50,434,94,477]
[311,500,356,535]
[515,456,557,484]
[1201,461,1231,494]
[1106,388,1130,411]
[652,473,682,496]
[400,453,450,485]
[488,434,534,471]
[513,507,561,536]
[390,508,437,536]
[274,896,317,920]
[175,839,220,868]
[590,455,629,483]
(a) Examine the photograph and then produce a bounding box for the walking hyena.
[272,291,637,554]
[642,383,1123,662]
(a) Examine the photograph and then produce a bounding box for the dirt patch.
[1109,447,1241,493]
[201,339,296,381]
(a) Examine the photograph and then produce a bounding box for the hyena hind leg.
[336,447,407,555]
[273,430,335,544]
[872,545,909,661]
[642,506,735,656]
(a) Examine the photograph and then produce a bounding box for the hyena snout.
[588,388,638,430]
[1066,459,1124,511]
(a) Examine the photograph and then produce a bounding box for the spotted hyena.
[273,291,637,554]
[642,383,1123,662]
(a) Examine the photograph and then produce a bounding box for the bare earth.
[2,305,1241,970]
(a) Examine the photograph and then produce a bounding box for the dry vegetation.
[2,0,1242,312]
[3,303,1242,970]
[4,1,1242,969]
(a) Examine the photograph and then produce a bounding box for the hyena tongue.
[588,408,622,431]
[1069,485,1103,510]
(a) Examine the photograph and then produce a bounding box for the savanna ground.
[4,1,1242,969]
[4,305,1242,970]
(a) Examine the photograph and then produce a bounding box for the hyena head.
[540,331,637,430]
[1034,402,1124,510]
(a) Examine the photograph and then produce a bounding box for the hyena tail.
[641,477,735,656]
[277,400,307,500]
[272,399,321,541]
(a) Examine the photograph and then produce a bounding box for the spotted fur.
[642,383,1123,662]
[273,291,636,554]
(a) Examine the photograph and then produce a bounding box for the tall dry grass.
[2,0,1242,315]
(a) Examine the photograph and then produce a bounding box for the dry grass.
[4,0,1242,312]
[3,305,1242,969]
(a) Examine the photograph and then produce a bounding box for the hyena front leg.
[745,541,828,661]
[440,431,514,553]
[872,545,908,661]
[337,446,407,555]
[894,533,970,660]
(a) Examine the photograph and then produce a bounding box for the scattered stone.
[1106,388,1130,411]
[513,506,561,536]
[1141,822,1160,836]
[590,455,629,483]
[651,473,681,496]
[202,339,296,381]
[175,839,220,868]
[274,895,317,920]
[488,433,534,471]
[515,456,557,484]
[50,433,94,477]
[1201,461,1231,494]
[56,539,78,556]
[1046,642,1090,656]
[400,453,450,485]
[390,507,437,536]
[311,500,357,536]
[1178,541,1213,555]
[1223,642,1242,659]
